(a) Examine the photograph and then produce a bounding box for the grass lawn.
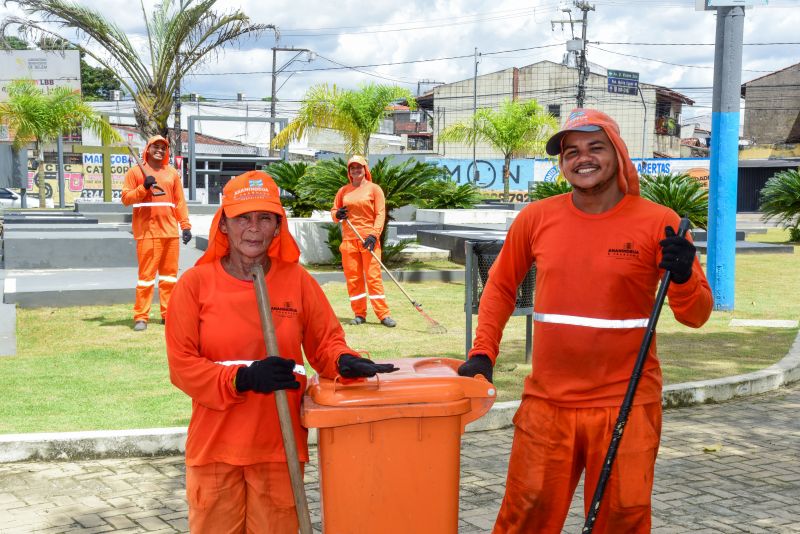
[1,228,797,434]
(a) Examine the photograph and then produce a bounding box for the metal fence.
[464,240,536,363]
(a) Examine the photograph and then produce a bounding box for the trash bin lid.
[302,357,496,429]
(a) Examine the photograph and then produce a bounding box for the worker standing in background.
[331,155,397,328]
[122,135,191,331]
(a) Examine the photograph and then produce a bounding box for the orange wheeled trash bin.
[302,357,496,534]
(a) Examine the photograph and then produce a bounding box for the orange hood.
[196,171,301,266]
[545,108,639,196]
[346,155,373,183]
[143,135,170,167]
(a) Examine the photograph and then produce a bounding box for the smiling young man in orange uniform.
[331,155,397,327]
[122,135,192,331]
[166,171,396,533]
[458,109,713,533]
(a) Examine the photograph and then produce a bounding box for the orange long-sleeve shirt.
[330,181,385,241]
[122,164,190,239]
[470,193,713,408]
[165,258,354,466]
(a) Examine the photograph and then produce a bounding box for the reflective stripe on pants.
[340,239,390,320]
[134,237,179,322]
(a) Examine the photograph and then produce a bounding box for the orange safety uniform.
[121,135,190,323]
[469,111,713,533]
[330,155,391,320]
[166,170,357,533]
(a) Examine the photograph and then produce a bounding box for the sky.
[1,0,799,123]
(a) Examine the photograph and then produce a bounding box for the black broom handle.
[582,217,691,533]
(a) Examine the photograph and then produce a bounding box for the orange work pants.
[340,239,390,320]
[493,398,662,534]
[186,461,301,534]
[134,237,179,322]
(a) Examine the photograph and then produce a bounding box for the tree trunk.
[37,141,47,209]
[503,156,511,202]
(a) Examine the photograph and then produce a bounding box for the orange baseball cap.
[546,108,640,195]
[221,170,286,219]
[197,170,301,265]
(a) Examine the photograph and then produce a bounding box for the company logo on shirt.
[272,301,298,318]
[608,241,640,260]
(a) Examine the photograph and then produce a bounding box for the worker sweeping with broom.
[166,170,397,533]
[331,155,397,327]
[458,109,713,533]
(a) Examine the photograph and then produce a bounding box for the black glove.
[457,354,494,383]
[235,356,300,393]
[143,175,157,190]
[182,229,192,245]
[338,354,399,378]
[659,225,696,284]
[363,235,377,252]
[335,206,348,220]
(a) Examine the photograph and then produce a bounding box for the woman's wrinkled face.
[220,211,280,260]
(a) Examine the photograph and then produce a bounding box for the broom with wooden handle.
[250,263,313,534]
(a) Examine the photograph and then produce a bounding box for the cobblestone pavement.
[1,383,799,533]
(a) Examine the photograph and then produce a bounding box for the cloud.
[1,0,797,120]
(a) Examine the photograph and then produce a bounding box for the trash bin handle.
[333,374,381,393]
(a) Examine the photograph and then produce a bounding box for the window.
[548,105,561,120]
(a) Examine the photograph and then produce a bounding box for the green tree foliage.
[2,0,273,137]
[0,79,120,206]
[80,57,121,101]
[529,179,573,201]
[640,173,709,230]
[264,161,317,218]
[419,178,482,209]
[272,83,416,156]
[1,35,28,49]
[438,99,559,201]
[759,168,800,242]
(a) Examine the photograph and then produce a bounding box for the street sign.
[607,69,639,96]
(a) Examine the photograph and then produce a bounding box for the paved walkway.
[1,383,798,533]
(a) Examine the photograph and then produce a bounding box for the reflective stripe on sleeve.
[132,202,176,208]
[349,293,367,301]
[215,360,306,376]
[533,312,649,329]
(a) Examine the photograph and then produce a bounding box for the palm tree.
[760,168,800,242]
[640,173,709,230]
[0,79,120,207]
[438,99,559,201]
[272,83,416,157]
[2,0,274,144]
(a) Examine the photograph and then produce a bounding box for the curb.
[1,329,798,463]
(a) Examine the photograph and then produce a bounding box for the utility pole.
[173,54,182,160]
[707,5,745,311]
[270,46,311,156]
[472,47,480,183]
[575,1,594,108]
[552,2,594,108]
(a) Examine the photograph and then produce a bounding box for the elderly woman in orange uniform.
[166,170,397,533]
[122,135,191,331]
[331,155,397,327]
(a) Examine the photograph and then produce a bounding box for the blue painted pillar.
[708,6,744,311]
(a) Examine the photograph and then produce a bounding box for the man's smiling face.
[560,129,619,196]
